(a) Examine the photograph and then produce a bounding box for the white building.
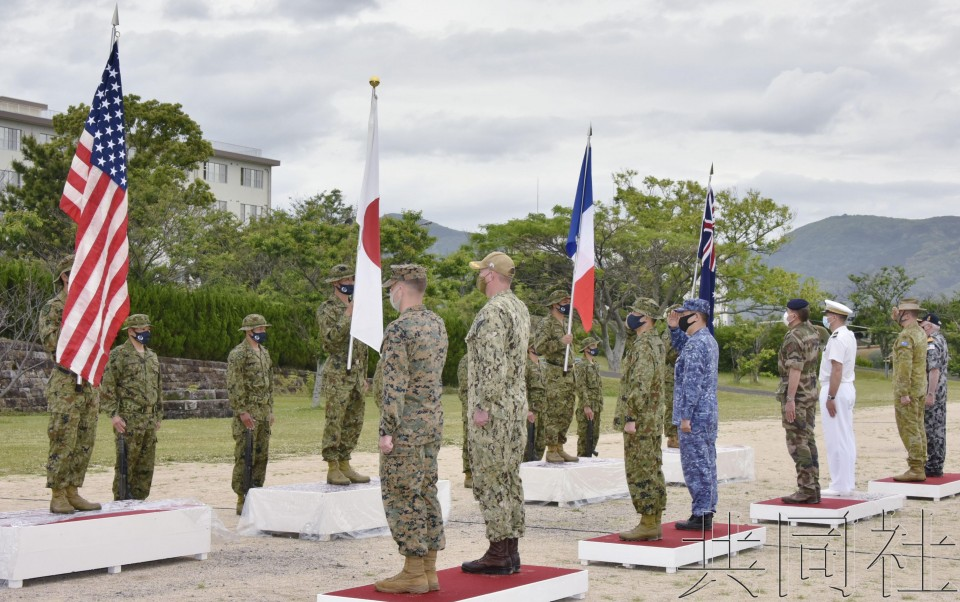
[0,96,279,222]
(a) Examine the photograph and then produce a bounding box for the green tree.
[848,266,918,362]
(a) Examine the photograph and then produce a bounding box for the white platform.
[750,492,905,527]
[237,478,451,540]
[0,500,211,589]
[317,565,588,601]
[663,445,755,484]
[520,458,628,507]
[579,522,765,574]
[868,474,960,502]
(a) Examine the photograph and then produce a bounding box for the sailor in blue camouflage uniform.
[667,298,719,530]
[920,313,949,477]
[375,264,448,595]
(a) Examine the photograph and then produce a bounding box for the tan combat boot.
[424,549,440,591]
[545,445,564,463]
[50,489,76,514]
[326,460,351,486]
[893,467,927,482]
[463,471,473,488]
[339,460,371,483]
[619,512,663,541]
[65,485,101,511]
[557,445,579,463]
[666,435,679,448]
[374,555,429,594]
[236,494,245,516]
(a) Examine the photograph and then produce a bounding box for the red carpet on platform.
[584,522,761,549]
[755,497,861,510]
[872,473,960,485]
[323,565,581,601]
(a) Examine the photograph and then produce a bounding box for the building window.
[0,169,22,189]
[216,200,228,212]
[241,203,260,222]
[203,161,227,183]
[241,168,263,189]
[1,126,22,151]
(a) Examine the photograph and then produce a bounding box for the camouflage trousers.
[662,387,677,439]
[460,395,471,474]
[232,416,271,495]
[575,409,602,457]
[468,413,526,541]
[525,413,546,462]
[380,440,446,557]
[46,370,98,489]
[113,420,158,500]
[624,433,666,515]
[924,394,947,475]
[895,397,927,469]
[679,420,718,516]
[322,383,365,462]
[543,367,576,446]
[782,397,820,494]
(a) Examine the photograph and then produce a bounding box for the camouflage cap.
[325,264,354,283]
[679,298,711,315]
[54,254,75,283]
[542,290,570,306]
[468,251,515,278]
[628,297,662,319]
[382,263,427,288]
[121,314,151,330]
[239,314,271,331]
[579,336,601,353]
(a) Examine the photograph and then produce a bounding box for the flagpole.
[110,4,119,49]
[563,125,591,372]
[690,163,713,298]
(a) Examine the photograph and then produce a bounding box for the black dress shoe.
[675,513,712,530]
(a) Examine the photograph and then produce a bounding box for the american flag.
[697,183,716,332]
[57,38,130,386]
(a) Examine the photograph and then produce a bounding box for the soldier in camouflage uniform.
[228,314,274,514]
[461,252,530,576]
[920,313,949,477]
[533,290,578,463]
[776,299,822,504]
[457,354,472,487]
[375,265,449,594]
[615,299,666,541]
[316,264,370,486]
[661,305,680,448]
[42,255,101,514]
[526,341,547,461]
[574,336,603,457]
[890,299,929,481]
[100,314,162,500]
[668,298,719,530]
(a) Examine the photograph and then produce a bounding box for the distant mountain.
[765,215,960,298]
[385,213,472,256]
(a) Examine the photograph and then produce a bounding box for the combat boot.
[675,513,713,531]
[461,539,513,575]
[507,537,520,573]
[424,549,440,591]
[557,445,579,463]
[339,460,371,483]
[374,555,429,594]
[545,445,564,463]
[65,486,101,511]
[236,494,245,516]
[781,489,820,504]
[50,489,76,515]
[463,471,473,488]
[619,512,663,541]
[666,435,679,448]
[893,468,926,482]
[326,461,351,486]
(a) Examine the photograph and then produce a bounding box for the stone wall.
[0,339,311,418]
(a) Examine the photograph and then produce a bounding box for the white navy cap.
[824,299,853,316]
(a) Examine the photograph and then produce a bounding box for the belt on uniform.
[56,365,76,376]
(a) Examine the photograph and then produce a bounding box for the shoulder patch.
[900,341,910,347]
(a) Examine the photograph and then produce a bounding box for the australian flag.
[697,183,716,332]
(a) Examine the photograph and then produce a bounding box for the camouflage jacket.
[227,340,274,418]
[616,330,665,434]
[926,330,949,403]
[532,314,569,368]
[776,321,821,403]
[316,295,368,388]
[39,289,67,360]
[575,359,604,414]
[661,327,678,392]
[100,339,162,421]
[526,355,546,414]
[457,354,468,404]
[893,323,927,400]
[670,327,719,425]
[466,290,530,420]
[379,305,448,445]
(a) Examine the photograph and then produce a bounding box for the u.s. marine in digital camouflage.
[525,338,547,461]
[100,313,162,500]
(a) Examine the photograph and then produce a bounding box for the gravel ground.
[1,403,958,601]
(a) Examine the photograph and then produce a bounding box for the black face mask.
[678,314,696,333]
[626,314,646,331]
[557,304,571,315]
[337,284,355,296]
[252,332,268,345]
[133,331,152,346]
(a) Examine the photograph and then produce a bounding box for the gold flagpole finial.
[369,76,380,88]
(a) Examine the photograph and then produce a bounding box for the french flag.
[565,132,595,332]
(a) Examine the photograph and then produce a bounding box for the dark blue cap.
[787,298,809,310]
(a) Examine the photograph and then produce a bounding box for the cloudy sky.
[4,0,959,232]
